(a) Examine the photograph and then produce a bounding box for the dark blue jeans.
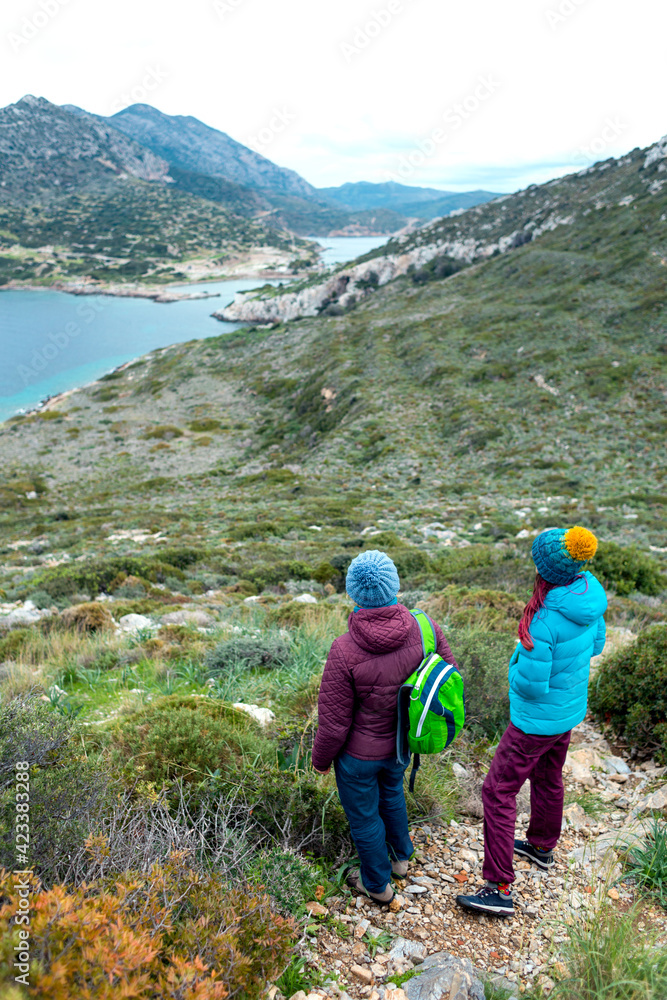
[334,752,414,893]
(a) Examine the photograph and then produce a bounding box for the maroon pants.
[482,721,571,884]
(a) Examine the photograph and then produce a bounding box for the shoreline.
[0,271,301,303]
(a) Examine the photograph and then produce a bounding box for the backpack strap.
[408,753,421,793]
[410,609,437,657]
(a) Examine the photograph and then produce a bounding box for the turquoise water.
[0,236,390,423]
[309,235,389,265]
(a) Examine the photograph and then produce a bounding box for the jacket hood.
[348,603,414,654]
[543,571,607,625]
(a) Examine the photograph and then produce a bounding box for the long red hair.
[518,573,559,650]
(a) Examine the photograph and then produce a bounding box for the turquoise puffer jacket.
[509,572,607,736]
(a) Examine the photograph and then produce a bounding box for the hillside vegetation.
[1,134,666,998]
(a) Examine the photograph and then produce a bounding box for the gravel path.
[289,719,667,999]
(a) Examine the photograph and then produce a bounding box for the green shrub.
[27,554,189,600]
[248,765,350,862]
[247,846,321,914]
[0,628,29,662]
[592,541,666,596]
[0,696,112,885]
[142,425,183,440]
[424,586,524,632]
[110,695,273,787]
[188,418,222,432]
[589,625,667,763]
[449,627,516,737]
[206,634,290,673]
[624,818,667,908]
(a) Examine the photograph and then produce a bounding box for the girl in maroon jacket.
[312,549,456,904]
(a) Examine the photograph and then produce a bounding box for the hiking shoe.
[391,859,409,878]
[346,868,394,906]
[514,839,554,870]
[456,883,514,917]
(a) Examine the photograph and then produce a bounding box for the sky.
[2,0,666,194]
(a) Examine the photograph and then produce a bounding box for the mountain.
[319,181,501,219]
[96,103,317,200]
[0,96,311,287]
[219,135,667,322]
[0,95,170,201]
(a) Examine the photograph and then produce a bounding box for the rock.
[354,918,371,939]
[404,884,428,894]
[370,963,386,978]
[452,763,470,780]
[404,953,485,1000]
[305,900,328,917]
[607,888,620,900]
[390,991,408,1000]
[350,964,373,984]
[289,992,308,1000]
[562,803,589,829]
[563,754,595,787]
[388,938,428,963]
[632,783,667,817]
[232,702,276,727]
[602,755,631,775]
[569,748,603,768]
[161,609,214,627]
[458,848,478,864]
[389,895,404,912]
[294,593,318,604]
[118,613,153,632]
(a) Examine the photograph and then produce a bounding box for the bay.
[0,236,390,423]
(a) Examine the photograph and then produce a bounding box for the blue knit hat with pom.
[346,550,400,608]
[532,526,598,585]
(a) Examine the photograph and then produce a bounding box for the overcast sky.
[2,0,666,193]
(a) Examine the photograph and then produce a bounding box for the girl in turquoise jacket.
[457,526,607,917]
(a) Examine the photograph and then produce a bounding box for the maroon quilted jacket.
[311,603,456,770]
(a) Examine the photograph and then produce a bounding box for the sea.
[0,235,388,423]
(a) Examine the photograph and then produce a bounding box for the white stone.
[232,703,276,727]
[295,593,318,604]
[118,613,153,632]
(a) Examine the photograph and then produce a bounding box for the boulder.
[632,783,667,817]
[161,609,214,627]
[118,613,153,632]
[602,755,631,775]
[388,938,427,963]
[562,803,589,829]
[404,953,485,1000]
[294,593,318,604]
[232,703,276,727]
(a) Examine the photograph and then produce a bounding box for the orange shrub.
[0,851,295,999]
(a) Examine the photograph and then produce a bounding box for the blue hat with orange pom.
[531,525,598,585]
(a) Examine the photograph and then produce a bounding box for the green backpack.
[396,609,465,791]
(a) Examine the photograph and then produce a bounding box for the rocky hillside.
[218,134,667,322]
[0,95,170,200]
[105,103,317,199]
[0,96,316,286]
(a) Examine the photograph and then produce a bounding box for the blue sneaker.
[456,882,514,917]
[514,839,554,870]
